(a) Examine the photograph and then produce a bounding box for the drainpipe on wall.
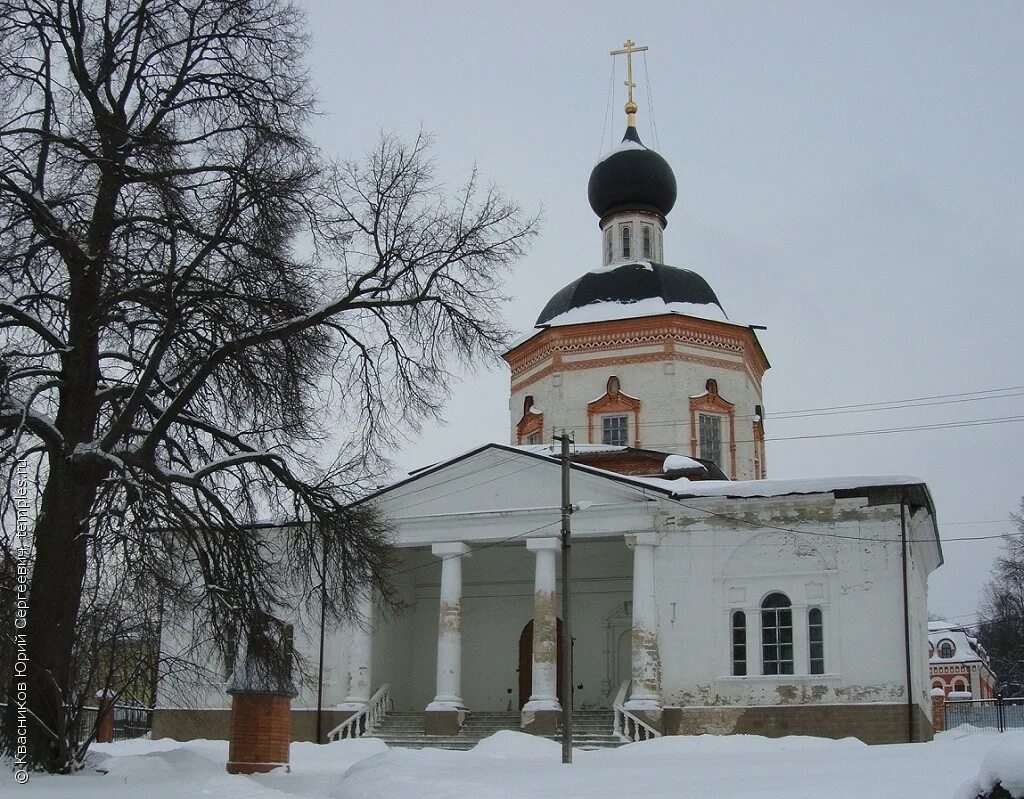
[900,496,915,743]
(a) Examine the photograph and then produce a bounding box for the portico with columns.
[302,442,668,735]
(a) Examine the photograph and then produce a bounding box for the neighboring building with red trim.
[928,622,997,699]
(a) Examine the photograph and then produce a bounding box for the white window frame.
[761,592,794,676]
[808,607,824,675]
[731,610,747,677]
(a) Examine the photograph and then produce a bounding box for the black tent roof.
[536,261,726,326]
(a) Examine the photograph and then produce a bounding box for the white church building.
[153,50,943,747]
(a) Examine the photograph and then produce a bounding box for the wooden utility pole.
[554,431,574,764]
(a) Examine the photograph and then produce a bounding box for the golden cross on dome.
[610,38,649,127]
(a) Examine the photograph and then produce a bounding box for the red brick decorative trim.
[504,315,770,396]
[689,379,736,478]
[515,395,545,444]
[587,376,641,447]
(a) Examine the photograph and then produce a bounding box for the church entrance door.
[518,618,565,709]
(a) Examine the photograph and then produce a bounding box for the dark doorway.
[518,618,564,709]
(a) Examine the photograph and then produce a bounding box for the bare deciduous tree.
[976,499,1024,696]
[0,0,534,771]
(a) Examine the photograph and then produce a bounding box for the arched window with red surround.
[690,378,736,477]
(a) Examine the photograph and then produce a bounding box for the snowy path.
[1,728,1020,798]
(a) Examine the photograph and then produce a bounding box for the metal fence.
[113,704,153,739]
[0,702,152,742]
[945,696,1024,733]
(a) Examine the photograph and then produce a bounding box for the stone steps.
[367,710,623,750]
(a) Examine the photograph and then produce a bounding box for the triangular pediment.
[359,444,665,546]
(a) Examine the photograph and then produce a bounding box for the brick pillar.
[95,690,115,743]
[226,693,292,774]
[225,623,297,774]
[931,688,946,734]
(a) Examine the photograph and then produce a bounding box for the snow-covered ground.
[2,727,1022,798]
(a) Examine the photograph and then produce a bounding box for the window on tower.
[698,413,723,467]
[642,225,652,259]
[602,415,628,446]
[621,225,631,259]
[605,228,613,264]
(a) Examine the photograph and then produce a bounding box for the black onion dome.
[536,262,725,325]
[588,126,677,220]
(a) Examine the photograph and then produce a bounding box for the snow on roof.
[588,259,656,276]
[663,454,705,472]
[541,296,731,328]
[596,135,647,163]
[928,624,991,667]
[626,473,926,500]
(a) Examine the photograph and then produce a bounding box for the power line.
[768,391,1024,421]
[390,456,541,514]
[599,56,616,156]
[634,386,1024,427]
[656,532,1012,549]
[641,50,659,149]
[669,500,1017,546]
[760,415,1024,444]
[764,385,1024,419]
[558,413,1024,446]
[387,517,562,580]
[943,519,1018,527]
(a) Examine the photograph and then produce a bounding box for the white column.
[338,586,373,710]
[523,537,561,711]
[625,533,662,710]
[426,542,471,711]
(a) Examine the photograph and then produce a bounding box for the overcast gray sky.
[302,1,1023,623]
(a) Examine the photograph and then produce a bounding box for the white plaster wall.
[906,505,937,714]
[155,602,353,711]
[652,494,933,714]
[509,343,764,478]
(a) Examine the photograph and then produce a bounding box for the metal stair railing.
[326,684,391,741]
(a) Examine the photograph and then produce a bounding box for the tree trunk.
[5,462,97,772]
